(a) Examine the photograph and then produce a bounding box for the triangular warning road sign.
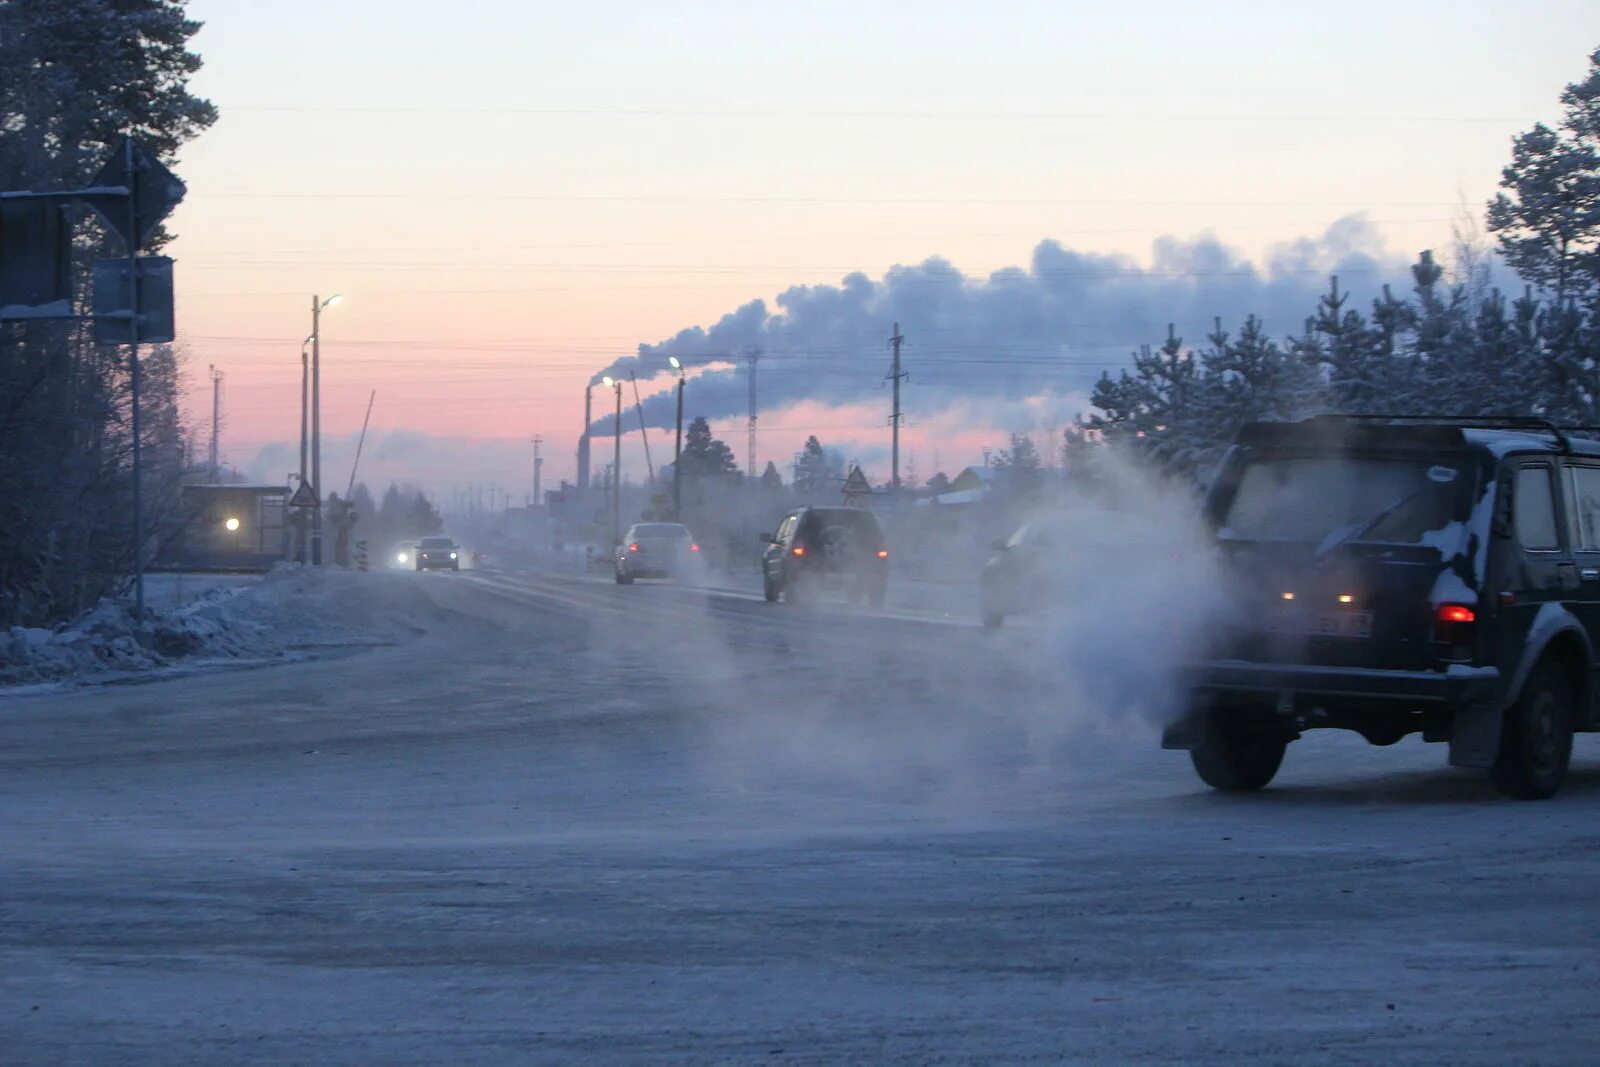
[842,466,871,495]
[287,481,319,509]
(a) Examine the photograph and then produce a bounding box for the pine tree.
[0,0,216,626]
[1486,48,1600,303]
[794,435,831,493]
[677,417,740,481]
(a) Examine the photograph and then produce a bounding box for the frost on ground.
[0,566,432,687]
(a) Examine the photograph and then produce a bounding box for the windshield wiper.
[1314,488,1424,558]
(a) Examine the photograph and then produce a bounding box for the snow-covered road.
[3,567,1598,1064]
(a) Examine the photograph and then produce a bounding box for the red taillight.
[1438,604,1476,624]
[628,543,640,553]
[877,549,889,559]
[792,546,805,557]
[690,543,700,552]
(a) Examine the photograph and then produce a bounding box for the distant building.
[157,484,291,571]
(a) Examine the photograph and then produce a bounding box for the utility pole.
[670,357,685,519]
[346,389,375,499]
[309,294,343,565]
[746,348,760,482]
[311,296,322,564]
[532,435,543,507]
[299,335,311,564]
[125,141,145,619]
[628,372,655,485]
[888,323,906,494]
[208,364,223,482]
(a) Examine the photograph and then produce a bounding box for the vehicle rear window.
[1219,456,1467,547]
[632,524,690,537]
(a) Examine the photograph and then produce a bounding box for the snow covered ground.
[0,567,437,688]
[3,564,1598,1063]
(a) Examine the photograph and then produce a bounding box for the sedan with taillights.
[614,523,702,584]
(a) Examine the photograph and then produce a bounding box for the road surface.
[3,566,1598,1064]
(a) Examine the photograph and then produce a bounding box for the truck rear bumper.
[1187,659,1500,705]
[1165,660,1504,767]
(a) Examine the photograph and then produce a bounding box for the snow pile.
[0,566,429,687]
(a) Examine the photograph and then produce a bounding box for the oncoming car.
[413,536,460,571]
[761,506,888,606]
[1165,415,1600,800]
[614,523,702,584]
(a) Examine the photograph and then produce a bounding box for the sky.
[166,0,1600,498]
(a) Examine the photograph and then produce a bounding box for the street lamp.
[310,294,342,565]
[298,333,314,563]
[669,356,686,519]
[602,375,622,551]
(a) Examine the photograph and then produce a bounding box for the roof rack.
[1304,414,1570,452]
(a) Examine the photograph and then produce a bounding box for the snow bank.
[0,566,427,687]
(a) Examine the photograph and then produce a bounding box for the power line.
[225,104,1527,124]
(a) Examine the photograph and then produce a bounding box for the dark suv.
[761,506,889,606]
[1165,416,1600,800]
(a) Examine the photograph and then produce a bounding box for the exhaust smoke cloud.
[586,216,1406,438]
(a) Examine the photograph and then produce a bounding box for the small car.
[761,506,888,606]
[979,510,1172,629]
[1165,415,1600,800]
[614,522,702,584]
[414,535,460,571]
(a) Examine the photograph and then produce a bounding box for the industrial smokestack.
[577,384,593,491]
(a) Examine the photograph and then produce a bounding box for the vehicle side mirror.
[760,532,776,543]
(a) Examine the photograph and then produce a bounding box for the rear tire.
[784,572,806,604]
[615,569,633,585]
[1492,663,1573,800]
[763,577,780,603]
[1190,711,1287,792]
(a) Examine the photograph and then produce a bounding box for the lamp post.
[299,333,313,563]
[602,375,622,551]
[669,356,685,519]
[310,294,342,565]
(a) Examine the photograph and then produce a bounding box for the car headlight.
[450,552,458,559]
[397,552,409,563]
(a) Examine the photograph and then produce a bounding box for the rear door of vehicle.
[1560,458,1600,721]
[1491,458,1574,677]
[1216,449,1475,670]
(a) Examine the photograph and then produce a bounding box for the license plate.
[1271,609,1373,638]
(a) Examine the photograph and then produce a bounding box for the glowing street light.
[224,516,241,532]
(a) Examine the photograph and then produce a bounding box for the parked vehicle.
[1165,415,1600,799]
[414,535,460,571]
[979,510,1172,629]
[614,523,702,584]
[761,506,888,606]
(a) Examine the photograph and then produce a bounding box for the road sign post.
[0,137,187,619]
[842,465,871,507]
